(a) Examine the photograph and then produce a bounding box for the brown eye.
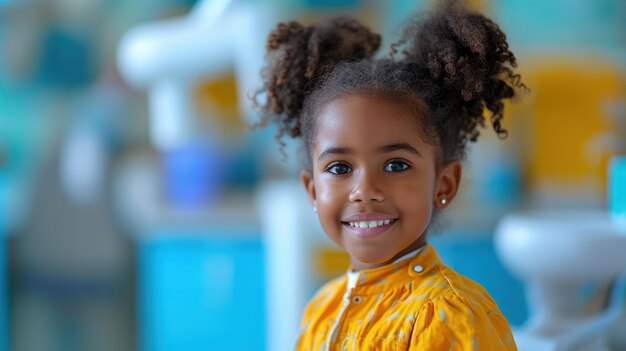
[384,161,410,172]
[327,163,352,175]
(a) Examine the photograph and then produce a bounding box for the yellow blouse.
[295,243,517,350]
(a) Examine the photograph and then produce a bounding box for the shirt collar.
[346,243,438,293]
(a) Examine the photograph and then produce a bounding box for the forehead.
[315,95,428,151]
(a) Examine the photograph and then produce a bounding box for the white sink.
[496,210,626,283]
[495,209,626,351]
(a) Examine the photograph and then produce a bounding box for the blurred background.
[0,0,625,350]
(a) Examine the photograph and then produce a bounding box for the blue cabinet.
[138,229,266,351]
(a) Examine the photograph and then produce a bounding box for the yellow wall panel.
[524,58,625,194]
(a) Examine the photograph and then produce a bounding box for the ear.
[300,170,318,211]
[434,161,462,209]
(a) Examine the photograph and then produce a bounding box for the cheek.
[314,179,344,219]
[315,175,345,206]
[395,186,433,235]
[393,176,436,212]
[398,190,432,214]
[314,182,345,246]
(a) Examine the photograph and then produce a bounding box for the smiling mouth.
[345,219,396,228]
[342,219,398,239]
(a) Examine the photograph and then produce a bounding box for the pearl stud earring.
[440,198,447,205]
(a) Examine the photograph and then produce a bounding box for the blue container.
[162,142,224,210]
[37,27,94,88]
[138,228,266,351]
[609,156,626,226]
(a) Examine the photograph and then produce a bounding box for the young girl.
[255,0,523,349]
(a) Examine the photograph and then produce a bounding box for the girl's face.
[301,95,461,271]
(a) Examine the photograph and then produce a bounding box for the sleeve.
[409,293,517,351]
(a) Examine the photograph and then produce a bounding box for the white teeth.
[348,220,394,228]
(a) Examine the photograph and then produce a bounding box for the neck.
[350,236,427,271]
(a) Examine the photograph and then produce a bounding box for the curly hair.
[254,0,525,167]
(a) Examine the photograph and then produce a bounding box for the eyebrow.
[317,143,421,161]
[318,147,351,161]
[379,143,422,157]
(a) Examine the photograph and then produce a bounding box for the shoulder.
[403,244,499,313]
[408,269,516,350]
[410,261,501,314]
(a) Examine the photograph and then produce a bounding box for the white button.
[352,295,362,304]
[413,265,424,273]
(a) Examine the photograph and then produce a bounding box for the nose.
[348,171,385,203]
